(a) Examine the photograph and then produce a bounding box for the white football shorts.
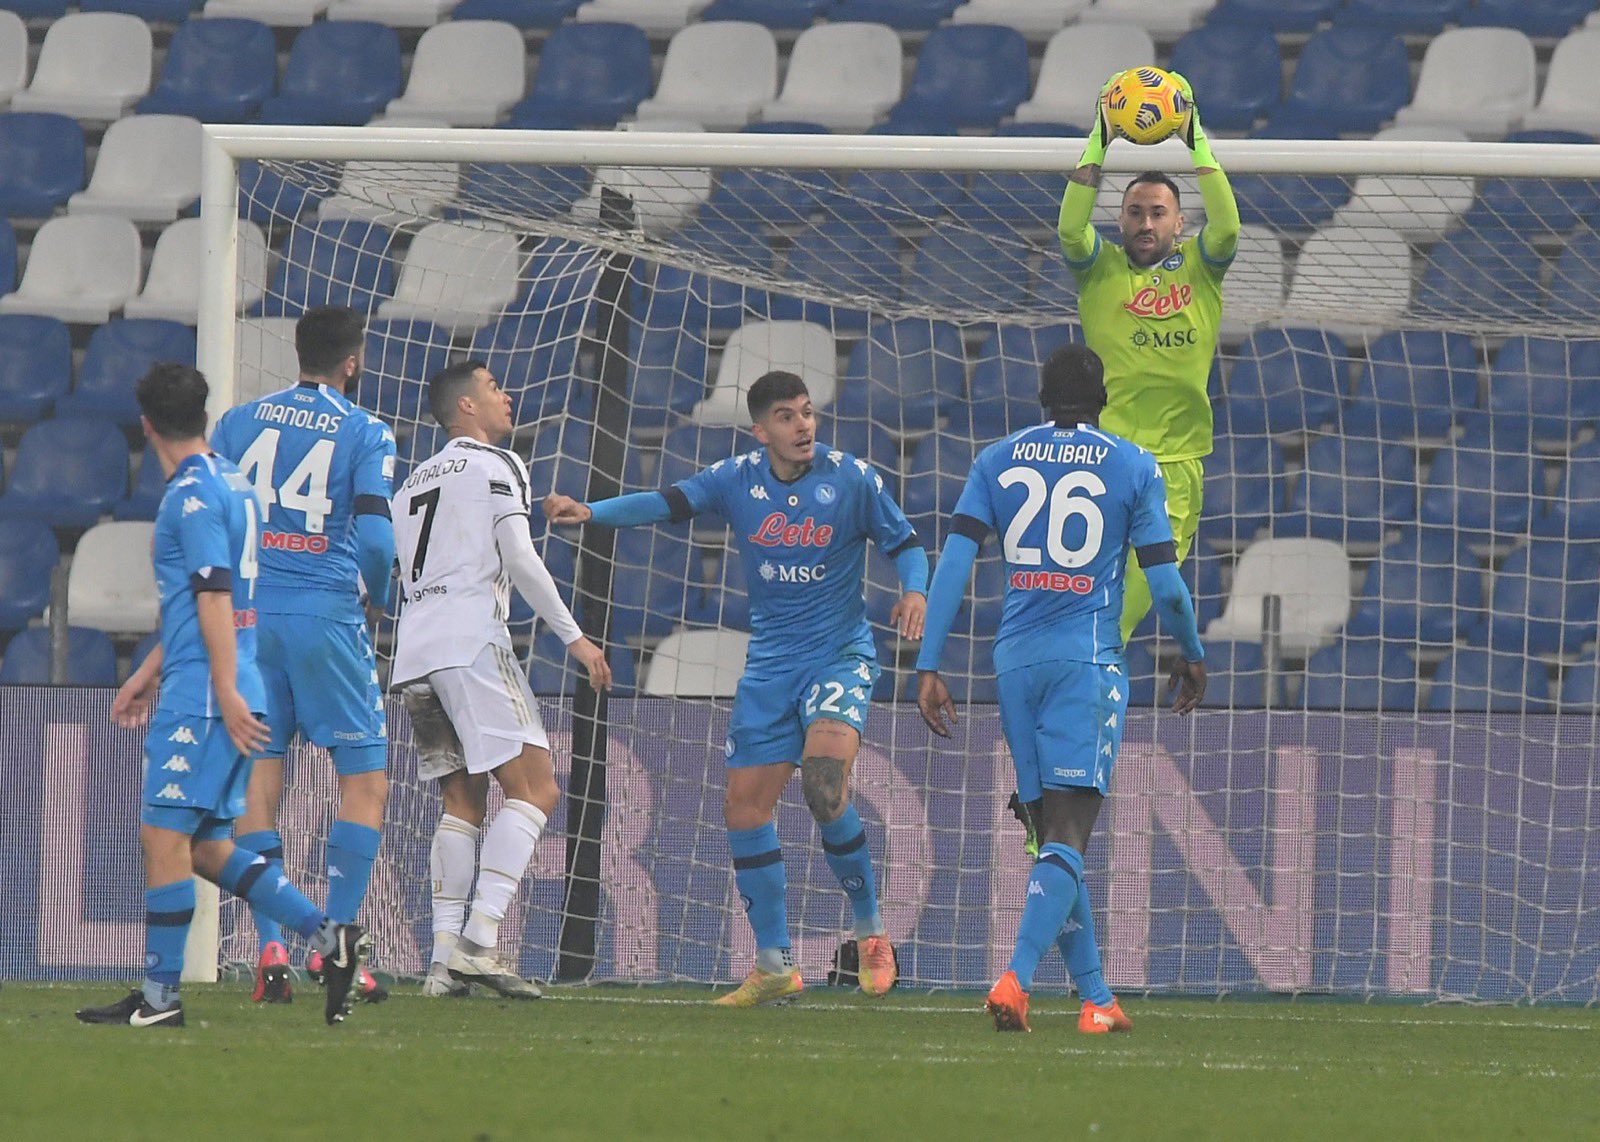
[413,643,549,779]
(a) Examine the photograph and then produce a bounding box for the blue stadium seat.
[0,112,84,217]
[836,318,966,439]
[355,319,453,427]
[80,0,199,17]
[627,280,710,434]
[0,314,71,423]
[957,121,1074,233]
[831,0,958,31]
[254,220,397,318]
[964,323,1078,440]
[1265,26,1409,135]
[1281,435,1416,547]
[1223,327,1346,437]
[888,23,1030,129]
[913,225,1031,317]
[136,18,276,124]
[1345,528,1484,646]
[1124,641,1159,708]
[0,519,58,630]
[0,416,128,529]
[1336,0,1467,33]
[902,634,997,702]
[609,526,699,643]
[1539,439,1600,542]
[769,218,903,335]
[634,424,757,499]
[454,148,591,222]
[0,0,68,15]
[449,0,582,26]
[1545,229,1600,325]
[901,434,978,545]
[113,442,164,522]
[1469,131,1600,235]
[1208,0,1338,31]
[636,218,773,338]
[1203,640,1273,708]
[521,413,593,503]
[0,626,117,685]
[686,544,751,631]
[256,23,402,127]
[836,119,967,226]
[707,121,833,229]
[702,0,831,27]
[1558,656,1600,708]
[1032,251,1083,312]
[1427,645,1550,713]
[238,160,322,226]
[1196,435,1281,551]
[0,218,16,297]
[1460,0,1592,36]
[1342,329,1479,442]
[56,320,196,428]
[1485,336,1600,447]
[1416,227,1544,324]
[1231,118,1350,233]
[1301,639,1417,712]
[504,22,652,129]
[131,629,160,674]
[1478,540,1599,658]
[1167,21,1281,132]
[1417,423,1538,537]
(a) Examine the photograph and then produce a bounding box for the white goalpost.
[190,125,1600,1002]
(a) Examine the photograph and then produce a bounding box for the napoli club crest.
[815,483,837,505]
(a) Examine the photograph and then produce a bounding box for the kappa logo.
[1108,686,1122,703]
[161,755,191,773]
[174,474,200,488]
[827,450,843,466]
[749,485,769,500]
[849,686,867,702]
[156,783,186,801]
[1105,713,1118,729]
[181,496,207,515]
[1027,881,1046,897]
[167,726,199,745]
[845,708,862,724]
[853,663,874,683]
[328,865,344,879]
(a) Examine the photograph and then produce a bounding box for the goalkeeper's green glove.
[1007,792,1043,860]
[1167,70,1220,170]
[1077,71,1121,168]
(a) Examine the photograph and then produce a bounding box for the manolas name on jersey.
[954,422,1174,671]
[1067,233,1229,463]
[673,445,918,670]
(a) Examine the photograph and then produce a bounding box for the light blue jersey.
[212,382,396,621]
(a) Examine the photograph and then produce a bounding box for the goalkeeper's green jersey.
[1067,233,1230,463]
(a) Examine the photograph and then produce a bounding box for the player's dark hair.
[427,358,487,428]
[137,362,210,440]
[1125,170,1182,206]
[295,305,366,377]
[747,370,809,420]
[1039,345,1107,423]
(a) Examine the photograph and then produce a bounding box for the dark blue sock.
[817,805,882,938]
[143,879,194,1006]
[216,847,325,940]
[1009,843,1083,992]
[234,829,285,951]
[1057,876,1114,1006]
[727,823,789,956]
[325,821,381,925]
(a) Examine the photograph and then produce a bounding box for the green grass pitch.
[6,982,1599,1140]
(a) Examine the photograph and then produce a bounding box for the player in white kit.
[391,359,611,998]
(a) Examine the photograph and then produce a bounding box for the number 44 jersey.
[390,436,535,686]
[954,421,1175,672]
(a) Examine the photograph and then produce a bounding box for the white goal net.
[201,128,1600,1002]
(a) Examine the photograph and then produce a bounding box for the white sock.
[462,799,547,952]
[430,814,479,967]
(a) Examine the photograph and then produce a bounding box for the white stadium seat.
[574,0,709,36]
[692,320,836,427]
[1014,24,1156,125]
[1219,224,1286,337]
[760,23,903,132]
[124,219,269,325]
[384,22,525,126]
[376,221,523,336]
[949,0,1091,40]
[642,627,750,697]
[0,12,29,110]
[235,317,301,403]
[1334,126,1474,242]
[0,215,141,323]
[318,158,461,225]
[635,22,778,131]
[9,14,152,121]
[68,115,204,224]
[1520,29,1600,135]
[1077,0,1216,38]
[202,0,329,25]
[1395,27,1537,139]
[1285,224,1412,334]
[570,127,712,238]
[68,522,159,635]
[326,0,457,29]
[1206,537,1351,658]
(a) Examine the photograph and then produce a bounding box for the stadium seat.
[705,121,833,230]
[1416,226,1544,325]
[0,215,141,324]
[574,0,708,34]
[0,13,27,110]
[56,320,197,427]
[355,319,454,426]
[1222,327,1346,438]
[0,112,84,217]
[1282,434,1416,548]
[113,442,165,522]
[1486,336,1600,448]
[1198,639,1272,709]
[377,221,523,336]
[1465,0,1592,37]
[520,413,593,503]
[1284,225,1411,333]
[237,159,324,226]
[1123,640,1158,707]
[136,19,275,125]
[569,148,712,239]
[317,155,461,226]
[1206,537,1350,658]
[0,314,70,422]
[325,0,455,26]
[702,0,828,27]
[692,320,836,427]
[828,0,958,31]
[768,218,903,335]
[1343,329,1479,442]
[0,519,58,630]
[1300,640,1417,712]
[635,21,777,131]
[1544,229,1600,326]
[1219,225,1286,335]
[900,434,978,544]
[964,322,1076,439]
[0,626,117,685]
[0,416,128,529]
[1395,28,1537,139]
[255,219,397,318]
[902,633,997,703]
[1335,126,1474,243]
[835,319,966,440]
[949,0,1088,39]
[1539,439,1600,542]
[759,23,901,132]
[1520,31,1600,135]
[609,526,699,642]
[66,115,202,224]
[1195,435,1280,552]
[469,306,595,424]
[125,219,268,325]
[382,22,524,126]
[1167,21,1280,133]
[889,24,1029,130]
[68,521,158,635]
[1558,655,1600,708]
[642,626,749,697]
[1470,131,1600,235]
[829,120,966,230]
[1418,428,1538,537]
[649,424,758,494]
[1427,646,1551,713]
[1230,122,1349,235]
[1208,0,1335,31]
[950,122,1071,236]
[1015,25,1154,126]
[504,22,651,130]
[913,225,1031,317]
[684,541,750,630]
[1079,0,1217,36]
[10,14,151,121]
[1338,0,1464,34]
[81,0,202,20]
[1479,540,1599,659]
[450,0,579,24]
[256,22,402,127]
[234,318,300,403]
[1265,26,1408,135]
[202,0,327,25]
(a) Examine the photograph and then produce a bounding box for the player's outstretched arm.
[112,639,162,729]
[1167,71,1240,265]
[543,490,679,529]
[1059,72,1119,264]
[1144,560,1207,715]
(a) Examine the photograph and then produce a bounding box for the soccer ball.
[1102,67,1191,147]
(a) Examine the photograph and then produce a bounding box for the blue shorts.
[257,612,387,773]
[998,658,1128,799]
[140,709,250,840]
[724,653,880,769]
